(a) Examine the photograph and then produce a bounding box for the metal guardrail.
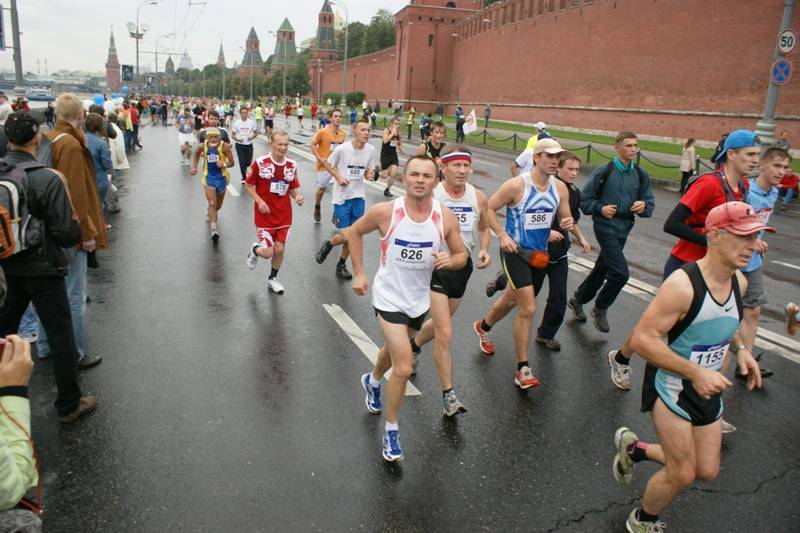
[379,115,718,178]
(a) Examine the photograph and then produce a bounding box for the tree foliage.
[336,9,396,58]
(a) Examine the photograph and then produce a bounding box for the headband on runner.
[440,152,472,164]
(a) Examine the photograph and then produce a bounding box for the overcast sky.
[0,0,408,74]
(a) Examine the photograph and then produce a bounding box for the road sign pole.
[9,0,24,98]
[755,0,795,148]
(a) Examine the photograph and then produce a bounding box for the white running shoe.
[721,418,737,434]
[246,244,258,270]
[608,350,632,390]
[267,278,285,294]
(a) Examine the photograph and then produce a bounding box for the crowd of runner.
[0,89,797,533]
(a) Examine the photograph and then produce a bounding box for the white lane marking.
[771,260,800,271]
[568,254,799,362]
[226,184,240,197]
[322,303,422,396]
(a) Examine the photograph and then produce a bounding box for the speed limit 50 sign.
[779,29,796,55]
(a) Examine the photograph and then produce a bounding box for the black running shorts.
[430,257,473,299]
[374,308,428,331]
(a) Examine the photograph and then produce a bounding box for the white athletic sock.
[385,421,398,432]
[368,374,380,388]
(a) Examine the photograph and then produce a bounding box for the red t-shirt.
[130,107,139,125]
[311,104,318,116]
[780,172,798,191]
[671,172,748,262]
[284,104,292,116]
[246,154,299,229]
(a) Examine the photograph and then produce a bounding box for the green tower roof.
[278,18,294,32]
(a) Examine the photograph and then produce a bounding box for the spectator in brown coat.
[38,93,106,368]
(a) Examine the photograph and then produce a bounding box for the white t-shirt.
[328,141,379,205]
[231,117,257,145]
[515,149,534,174]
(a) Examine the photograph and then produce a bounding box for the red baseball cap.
[705,201,776,236]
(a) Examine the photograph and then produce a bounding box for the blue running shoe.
[361,373,382,414]
[382,429,403,461]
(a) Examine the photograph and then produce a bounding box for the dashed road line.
[276,135,798,364]
[569,254,799,363]
[323,303,421,396]
[771,260,800,271]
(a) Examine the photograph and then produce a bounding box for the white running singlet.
[434,182,479,252]
[372,197,445,318]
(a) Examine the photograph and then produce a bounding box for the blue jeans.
[779,187,797,208]
[38,249,86,361]
[18,304,39,336]
[98,184,109,220]
[123,130,133,152]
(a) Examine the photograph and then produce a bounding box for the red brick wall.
[316,0,800,141]
[319,47,400,101]
[448,0,799,140]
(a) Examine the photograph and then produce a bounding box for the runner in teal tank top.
[609,201,768,533]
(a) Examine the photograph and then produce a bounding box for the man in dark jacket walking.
[568,131,655,333]
[0,111,96,423]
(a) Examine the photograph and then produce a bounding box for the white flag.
[463,108,478,135]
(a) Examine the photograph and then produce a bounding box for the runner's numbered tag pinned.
[392,238,434,270]
[207,153,219,164]
[270,180,289,196]
[449,205,475,233]
[690,342,730,371]
[524,207,554,231]
[347,165,365,181]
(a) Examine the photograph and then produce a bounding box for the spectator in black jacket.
[0,111,97,423]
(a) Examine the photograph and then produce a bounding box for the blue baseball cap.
[713,129,760,162]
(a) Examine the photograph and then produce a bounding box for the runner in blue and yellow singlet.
[190,128,235,242]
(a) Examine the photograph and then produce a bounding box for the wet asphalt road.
[28,120,799,532]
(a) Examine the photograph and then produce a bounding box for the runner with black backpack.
[0,111,97,423]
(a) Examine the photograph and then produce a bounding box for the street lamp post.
[154,32,174,95]
[131,0,157,79]
[221,40,226,100]
[755,0,795,148]
[240,46,254,101]
[8,0,25,97]
[268,30,289,98]
[317,59,323,104]
[330,0,348,106]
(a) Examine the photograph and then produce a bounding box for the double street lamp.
[128,0,158,80]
